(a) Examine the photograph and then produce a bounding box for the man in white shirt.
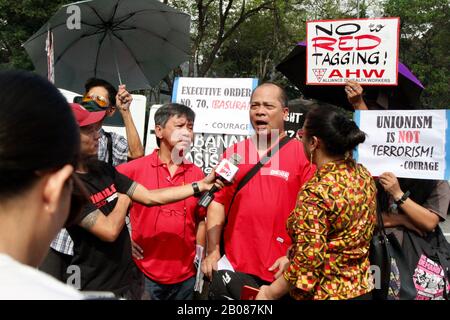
[0,70,84,300]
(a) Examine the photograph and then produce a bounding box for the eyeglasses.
[74,94,109,109]
[154,206,187,239]
[82,93,109,108]
[152,163,189,239]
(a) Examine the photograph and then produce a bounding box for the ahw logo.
[313,68,327,82]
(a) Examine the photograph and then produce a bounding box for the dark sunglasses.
[73,96,109,112]
[75,93,109,108]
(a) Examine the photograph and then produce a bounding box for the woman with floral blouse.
[256,104,377,300]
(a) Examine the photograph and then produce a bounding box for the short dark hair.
[0,70,80,199]
[84,78,117,107]
[304,104,366,156]
[154,103,195,147]
[251,82,289,108]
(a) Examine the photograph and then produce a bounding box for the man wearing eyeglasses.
[40,78,144,283]
[80,78,144,166]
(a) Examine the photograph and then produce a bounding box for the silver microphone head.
[229,153,242,165]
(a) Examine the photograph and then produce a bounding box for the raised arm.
[116,84,144,160]
[345,80,368,110]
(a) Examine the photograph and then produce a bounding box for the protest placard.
[145,103,304,174]
[172,77,258,135]
[145,104,247,174]
[306,17,400,85]
[354,110,450,180]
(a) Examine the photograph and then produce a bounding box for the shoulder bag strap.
[103,131,113,165]
[219,136,291,256]
[228,135,292,214]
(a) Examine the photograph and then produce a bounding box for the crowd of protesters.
[0,69,448,300]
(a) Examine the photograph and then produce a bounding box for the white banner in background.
[354,110,450,180]
[171,77,258,135]
[306,17,400,85]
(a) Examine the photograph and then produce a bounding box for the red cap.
[70,103,105,127]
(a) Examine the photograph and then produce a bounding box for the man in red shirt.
[117,103,206,300]
[201,83,314,299]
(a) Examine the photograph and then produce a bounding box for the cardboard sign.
[172,77,258,135]
[145,103,310,174]
[306,17,400,85]
[354,110,450,180]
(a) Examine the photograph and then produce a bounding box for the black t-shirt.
[67,161,136,296]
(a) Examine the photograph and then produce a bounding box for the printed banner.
[145,104,310,174]
[284,102,310,138]
[354,110,450,180]
[306,17,399,85]
[172,77,258,135]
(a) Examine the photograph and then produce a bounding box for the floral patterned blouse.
[283,158,377,300]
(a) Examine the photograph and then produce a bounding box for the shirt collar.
[149,149,194,172]
[315,158,354,178]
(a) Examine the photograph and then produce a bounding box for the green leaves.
[0,0,66,70]
[384,0,449,108]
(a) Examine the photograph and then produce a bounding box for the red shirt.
[117,151,205,284]
[214,137,314,282]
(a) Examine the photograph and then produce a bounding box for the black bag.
[208,270,263,300]
[209,136,292,300]
[369,210,417,300]
[403,226,450,300]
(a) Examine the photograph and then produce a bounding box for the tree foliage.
[383,0,449,108]
[0,0,66,70]
[0,0,447,107]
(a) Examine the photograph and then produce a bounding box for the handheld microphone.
[198,153,241,208]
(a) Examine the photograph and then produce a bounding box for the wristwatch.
[192,182,202,198]
[395,190,411,207]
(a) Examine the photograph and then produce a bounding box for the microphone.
[198,153,241,208]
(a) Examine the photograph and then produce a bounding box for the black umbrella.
[277,42,425,110]
[23,0,190,93]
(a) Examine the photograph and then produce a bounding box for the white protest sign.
[306,17,399,85]
[172,77,258,135]
[145,104,247,174]
[354,110,450,180]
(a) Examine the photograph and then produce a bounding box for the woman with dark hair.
[0,70,84,299]
[347,81,450,299]
[256,104,377,300]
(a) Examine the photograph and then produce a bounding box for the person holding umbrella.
[80,77,144,165]
[41,77,144,281]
